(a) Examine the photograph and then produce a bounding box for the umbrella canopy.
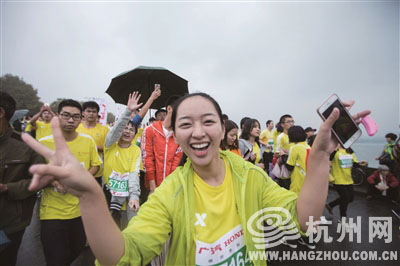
[9,109,29,124]
[106,66,189,110]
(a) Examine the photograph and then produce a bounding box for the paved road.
[16,198,95,266]
[17,189,400,265]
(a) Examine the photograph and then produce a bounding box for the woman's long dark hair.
[220,120,239,151]
[239,118,260,146]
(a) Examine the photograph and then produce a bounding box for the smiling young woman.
[21,92,370,265]
[220,119,241,156]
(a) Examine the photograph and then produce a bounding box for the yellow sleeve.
[262,174,306,235]
[101,126,110,147]
[129,147,141,173]
[260,130,267,143]
[287,146,297,167]
[90,140,102,167]
[25,122,33,132]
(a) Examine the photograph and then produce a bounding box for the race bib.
[109,171,129,197]
[195,225,252,266]
[268,139,274,150]
[339,154,353,168]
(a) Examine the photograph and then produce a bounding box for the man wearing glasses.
[275,115,295,190]
[276,114,295,155]
[38,99,102,266]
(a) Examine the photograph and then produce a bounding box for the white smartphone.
[317,94,362,148]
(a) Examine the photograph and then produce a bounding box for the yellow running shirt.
[39,134,102,220]
[330,148,358,185]
[25,122,33,133]
[193,158,251,265]
[252,142,261,164]
[77,123,109,178]
[272,128,280,153]
[77,123,109,150]
[103,143,141,186]
[260,129,274,153]
[287,142,311,194]
[277,133,292,152]
[34,121,52,140]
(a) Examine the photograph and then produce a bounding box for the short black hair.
[58,99,82,114]
[266,120,273,126]
[155,109,167,117]
[222,114,229,121]
[82,101,100,113]
[279,114,292,124]
[0,91,16,121]
[288,125,307,143]
[385,133,397,141]
[127,121,137,134]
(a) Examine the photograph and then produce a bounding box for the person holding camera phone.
[21,94,370,265]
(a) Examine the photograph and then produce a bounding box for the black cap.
[305,127,317,132]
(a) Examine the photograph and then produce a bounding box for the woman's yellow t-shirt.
[193,159,251,265]
[330,148,358,185]
[287,142,311,194]
[252,142,261,164]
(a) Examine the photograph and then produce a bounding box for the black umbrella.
[106,66,189,110]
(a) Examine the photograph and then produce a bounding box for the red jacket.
[367,170,399,188]
[141,121,183,187]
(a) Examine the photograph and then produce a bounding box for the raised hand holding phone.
[317,94,370,149]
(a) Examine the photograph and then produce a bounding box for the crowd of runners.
[1,89,399,266]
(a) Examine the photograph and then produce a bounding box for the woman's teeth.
[191,143,209,150]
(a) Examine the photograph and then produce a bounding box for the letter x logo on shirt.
[195,213,207,227]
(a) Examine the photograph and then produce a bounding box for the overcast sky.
[1,0,398,139]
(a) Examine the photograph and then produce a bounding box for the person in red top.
[367,164,399,202]
[141,96,183,194]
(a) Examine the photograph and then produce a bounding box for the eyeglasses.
[284,120,295,124]
[59,112,82,121]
